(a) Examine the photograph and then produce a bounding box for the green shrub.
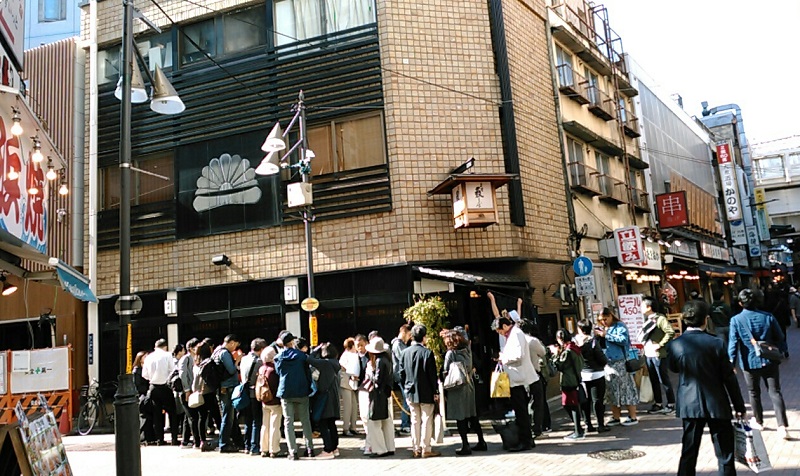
[403,295,449,371]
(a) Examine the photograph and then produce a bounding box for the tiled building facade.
[82,0,573,386]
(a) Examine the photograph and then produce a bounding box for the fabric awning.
[414,266,529,287]
[48,258,97,303]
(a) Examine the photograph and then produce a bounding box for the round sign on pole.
[573,256,593,277]
[114,294,143,316]
[300,297,319,312]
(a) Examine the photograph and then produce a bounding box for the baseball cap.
[277,331,296,346]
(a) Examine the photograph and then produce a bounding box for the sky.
[599,0,800,145]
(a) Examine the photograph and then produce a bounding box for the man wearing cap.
[142,338,179,445]
[789,286,800,328]
[274,331,315,460]
[399,324,440,458]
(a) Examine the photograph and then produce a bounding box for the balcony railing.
[550,3,603,53]
[586,85,615,121]
[622,111,640,137]
[630,187,650,212]
[556,64,590,105]
[598,175,626,204]
[567,161,602,196]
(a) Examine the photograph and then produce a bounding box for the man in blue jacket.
[215,334,241,453]
[274,331,315,460]
[668,300,745,476]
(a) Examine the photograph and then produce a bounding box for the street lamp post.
[113,2,184,474]
[256,92,318,345]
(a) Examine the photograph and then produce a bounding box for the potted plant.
[403,295,449,371]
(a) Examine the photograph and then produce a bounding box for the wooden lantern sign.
[429,171,515,229]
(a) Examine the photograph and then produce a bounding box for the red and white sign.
[613,226,644,265]
[617,294,644,345]
[656,191,689,228]
[717,141,742,221]
[0,0,23,71]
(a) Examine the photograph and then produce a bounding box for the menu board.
[617,294,644,346]
[14,398,73,476]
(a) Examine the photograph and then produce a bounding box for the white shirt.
[499,326,538,387]
[142,347,174,385]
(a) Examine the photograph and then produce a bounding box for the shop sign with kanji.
[613,226,644,265]
[716,142,742,221]
[655,191,689,228]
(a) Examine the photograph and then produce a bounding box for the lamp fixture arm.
[131,43,156,92]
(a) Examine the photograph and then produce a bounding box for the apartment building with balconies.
[546,0,649,305]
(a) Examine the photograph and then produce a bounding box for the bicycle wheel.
[77,400,98,435]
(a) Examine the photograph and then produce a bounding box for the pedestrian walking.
[142,339,179,446]
[728,288,791,440]
[240,338,265,455]
[668,300,746,476]
[596,307,639,426]
[364,337,395,457]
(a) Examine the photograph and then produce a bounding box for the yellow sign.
[309,315,318,347]
[754,187,767,211]
[300,297,319,312]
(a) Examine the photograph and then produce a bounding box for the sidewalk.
[64,327,800,475]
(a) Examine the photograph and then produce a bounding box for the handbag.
[187,391,204,409]
[625,347,645,373]
[639,374,654,403]
[734,420,773,473]
[489,363,511,398]
[232,359,258,411]
[741,320,784,363]
[491,419,519,450]
[443,361,468,389]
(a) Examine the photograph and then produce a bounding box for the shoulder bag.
[443,360,468,390]
[741,320,784,363]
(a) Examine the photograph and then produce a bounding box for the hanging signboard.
[655,191,689,228]
[745,226,761,257]
[613,226,644,265]
[753,187,771,241]
[617,294,644,345]
[717,142,742,221]
[575,275,596,297]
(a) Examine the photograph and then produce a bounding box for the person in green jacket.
[551,329,585,441]
[641,296,676,414]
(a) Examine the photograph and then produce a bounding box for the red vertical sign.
[613,226,644,265]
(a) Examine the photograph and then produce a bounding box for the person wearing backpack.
[213,334,242,453]
[257,346,284,458]
[239,338,265,455]
[551,329,585,441]
[193,342,218,451]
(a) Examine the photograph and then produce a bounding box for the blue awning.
[49,258,97,303]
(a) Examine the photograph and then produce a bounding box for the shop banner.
[617,294,644,345]
[717,142,743,221]
[614,226,644,265]
[753,187,771,241]
[746,226,761,257]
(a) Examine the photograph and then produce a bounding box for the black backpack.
[201,348,233,391]
[168,367,183,392]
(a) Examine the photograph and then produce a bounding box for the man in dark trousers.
[667,300,746,476]
[142,339,178,445]
[399,324,440,458]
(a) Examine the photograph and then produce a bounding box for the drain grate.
[587,449,646,461]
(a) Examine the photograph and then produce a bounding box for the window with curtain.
[567,138,584,164]
[273,0,375,46]
[302,112,385,176]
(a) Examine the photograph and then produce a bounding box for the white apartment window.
[567,138,584,164]
[756,156,784,181]
[787,153,800,176]
[274,0,376,46]
[39,0,66,22]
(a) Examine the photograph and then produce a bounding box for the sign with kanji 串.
[613,226,644,265]
[717,142,742,221]
[655,191,689,228]
[617,294,644,345]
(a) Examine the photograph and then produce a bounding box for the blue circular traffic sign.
[573,256,593,277]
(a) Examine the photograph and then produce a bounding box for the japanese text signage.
[753,187,771,241]
[613,226,644,265]
[717,142,742,221]
[655,191,689,228]
[575,275,596,297]
[746,226,761,257]
[617,294,644,345]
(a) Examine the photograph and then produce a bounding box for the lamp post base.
[114,373,141,476]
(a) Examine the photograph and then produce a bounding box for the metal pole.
[114,0,141,474]
[298,91,317,345]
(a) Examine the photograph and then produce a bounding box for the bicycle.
[77,378,117,435]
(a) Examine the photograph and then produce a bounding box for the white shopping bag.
[734,421,773,473]
[639,374,654,403]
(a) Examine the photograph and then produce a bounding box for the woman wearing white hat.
[364,337,395,457]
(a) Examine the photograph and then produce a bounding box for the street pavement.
[63,327,800,475]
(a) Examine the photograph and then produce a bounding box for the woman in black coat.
[308,343,342,459]
[132,350,155,444]
[364,337,395,457]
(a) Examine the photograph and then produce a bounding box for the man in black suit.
[667,300,746,476]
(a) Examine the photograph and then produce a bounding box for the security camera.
[211,254,231,266]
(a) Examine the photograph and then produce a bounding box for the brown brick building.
[83,0,574,387]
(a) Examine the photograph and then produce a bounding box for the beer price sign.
[618,294,644,345]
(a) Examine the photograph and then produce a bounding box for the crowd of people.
[126,285,794,472]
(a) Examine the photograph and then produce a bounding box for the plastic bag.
[490,363,511,398]
[734,421,773,473]
[639,374,653,403]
